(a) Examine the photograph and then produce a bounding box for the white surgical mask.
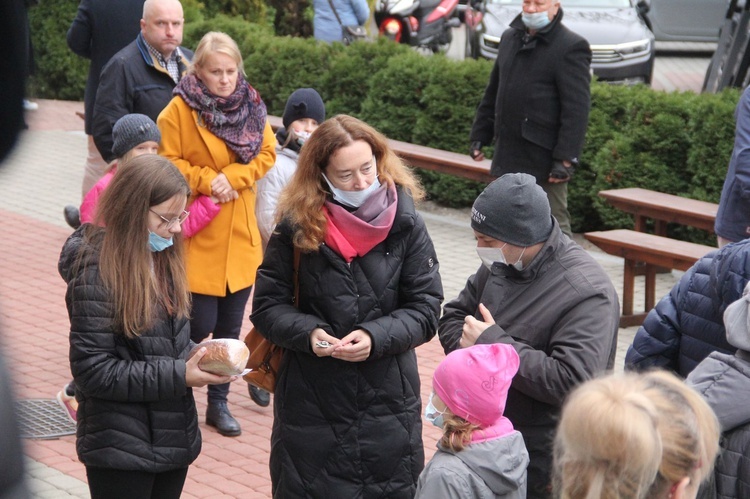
[521,11,551,31]
[424,393,446,429]
[476,247,505,270]
[322,172,381,209]
[476,244,525,271]
[295,130,311,146]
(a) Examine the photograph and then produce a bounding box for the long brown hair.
[276,115,425,251]
[92,154,191,338]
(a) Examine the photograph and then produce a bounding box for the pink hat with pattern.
[433,343,519,427]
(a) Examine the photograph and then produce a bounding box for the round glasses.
[150,209,190,230]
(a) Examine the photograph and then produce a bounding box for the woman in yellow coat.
[158,31,276,437]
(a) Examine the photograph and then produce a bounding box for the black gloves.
[550,160,575,181]
[469,141,483,159]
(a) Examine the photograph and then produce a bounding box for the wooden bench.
[268,115,495,183]
[584,229,716,327]
[598,188,718,235]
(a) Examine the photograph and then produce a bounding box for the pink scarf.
[470,416,516,444]
[323,183,398,262]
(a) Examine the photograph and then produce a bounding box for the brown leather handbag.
[243,248,299,393]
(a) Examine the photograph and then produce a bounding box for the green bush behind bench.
[29,4,739,241]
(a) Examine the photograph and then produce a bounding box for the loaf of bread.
[188,339,250,376]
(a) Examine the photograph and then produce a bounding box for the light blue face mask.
[322,172,381,209]
[521,11,552,31]
[424,393,446,429]
[148,231,174,252]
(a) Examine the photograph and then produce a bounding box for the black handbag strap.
[293,247,300,306]
[326,0,345,27]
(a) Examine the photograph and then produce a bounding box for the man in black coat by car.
[469,0,591,238]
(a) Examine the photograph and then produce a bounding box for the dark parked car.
[465,0,655,84]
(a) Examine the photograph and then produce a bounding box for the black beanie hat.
[282,88,326,129]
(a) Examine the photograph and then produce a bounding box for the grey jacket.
[438,221,619,498]
[415,430,529,499]
[255,138,299,249]
[687,351,750,499]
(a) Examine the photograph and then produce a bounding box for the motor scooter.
[375,0,462,52]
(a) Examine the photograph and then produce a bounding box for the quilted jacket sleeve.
[251,223,330,353]
[624,268,692,373]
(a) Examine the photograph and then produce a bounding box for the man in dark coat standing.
[715,85,750,248]
[91,0,192,163]
[469,0,591,238]
[67,0,142,199]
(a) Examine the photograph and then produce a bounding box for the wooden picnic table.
[598,187,718,235]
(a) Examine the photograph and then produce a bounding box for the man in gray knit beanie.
[439,172,619,498]
[471,172,553,248]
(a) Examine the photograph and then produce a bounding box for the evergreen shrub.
[26,7,740,240]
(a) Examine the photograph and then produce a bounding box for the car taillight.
[381,18,403,42]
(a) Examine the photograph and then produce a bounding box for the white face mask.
[521,10,552,30]
[424,393,446,429]
[476,244,525,271]
[322,173,381,209]
[295,130,311,146]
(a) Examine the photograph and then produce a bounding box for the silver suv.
[465,0,655,84]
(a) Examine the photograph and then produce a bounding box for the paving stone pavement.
[1,99,691,498]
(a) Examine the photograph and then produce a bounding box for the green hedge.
[29,9,740,240]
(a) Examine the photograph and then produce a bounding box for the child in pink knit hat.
[415,343,529,498]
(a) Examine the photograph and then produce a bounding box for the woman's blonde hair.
[89,154,191,338]
[639,371,720,498]
[553,370,720,499]
[190,31,246,78]
[276,115,425,251]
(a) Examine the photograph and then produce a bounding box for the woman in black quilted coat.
[252,115,444,498]
[59,155,233,499]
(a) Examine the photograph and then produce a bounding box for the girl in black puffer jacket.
[59,155,233,499]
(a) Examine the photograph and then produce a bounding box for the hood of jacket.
[440,430,528,495]
[687,351,750,432]
[58,225,100,284]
